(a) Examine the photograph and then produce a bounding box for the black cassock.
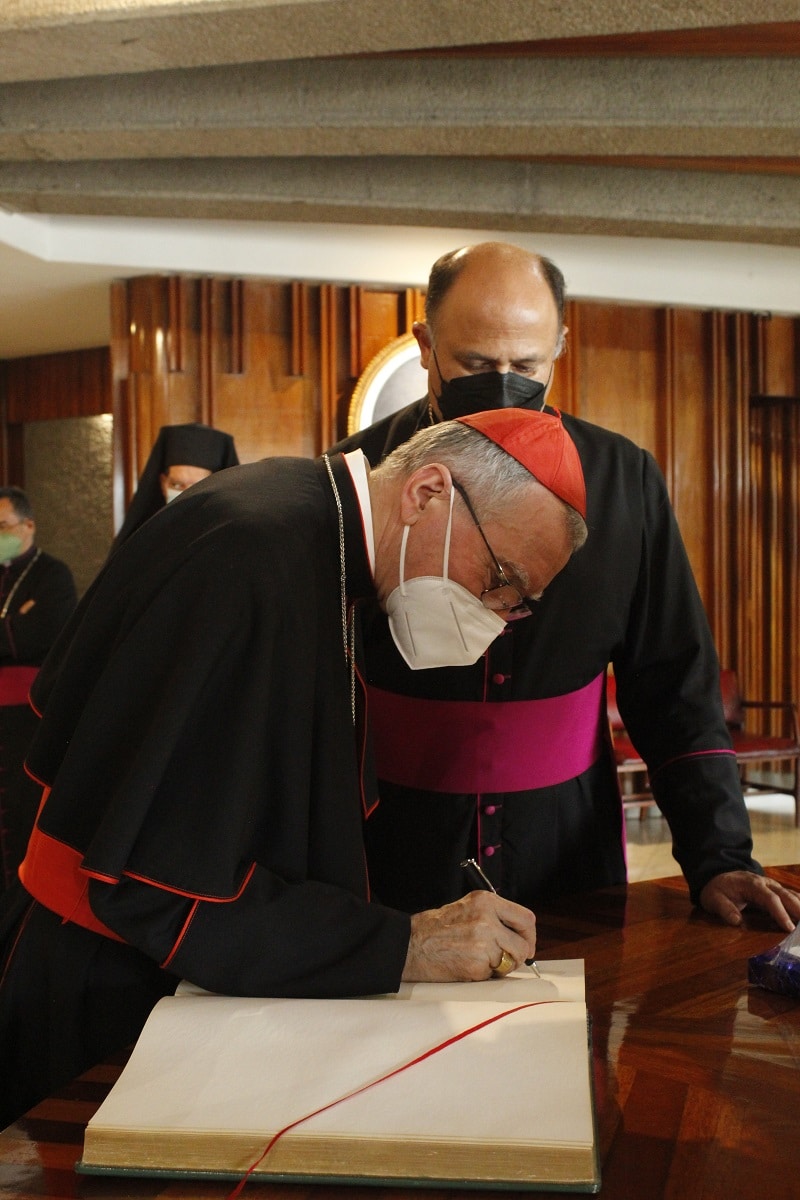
[0,454,409,1126]
[333,401,760,913]
[0,547,76,892]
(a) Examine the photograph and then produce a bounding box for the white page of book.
[88,964,592,1149]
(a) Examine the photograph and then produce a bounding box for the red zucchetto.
[456,408,587,519]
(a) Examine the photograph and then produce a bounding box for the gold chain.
[0,548,41,620]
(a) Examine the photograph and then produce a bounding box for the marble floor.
[625,791,800,883]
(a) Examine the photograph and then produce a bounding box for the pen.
[460,858,542,978]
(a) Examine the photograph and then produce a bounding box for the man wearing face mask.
[331,240,800,934]
[111,422,240,551]
[0,408,586,1127]
[0,487,77,893]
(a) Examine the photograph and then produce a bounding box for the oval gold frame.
[347,332,425,435]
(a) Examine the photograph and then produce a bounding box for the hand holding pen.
[461,858,542,977]
[403,886,537,983]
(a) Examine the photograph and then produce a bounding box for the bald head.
[425,242,566,342]
[413,242,567,419]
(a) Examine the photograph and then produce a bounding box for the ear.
[399,462,453,524]
[412,320,433,370]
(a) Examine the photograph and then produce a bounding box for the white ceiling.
[2,211,800,359]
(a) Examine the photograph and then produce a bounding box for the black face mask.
[433,352,549,420]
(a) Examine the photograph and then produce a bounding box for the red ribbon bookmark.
[226,999,552,1198]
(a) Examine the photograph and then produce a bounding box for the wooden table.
[2,867,799,1200]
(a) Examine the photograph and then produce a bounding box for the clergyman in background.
[111,422,239,550]
[332,240,800,934]
[0,486,76,893]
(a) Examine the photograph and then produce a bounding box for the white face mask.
[165,487,183,504]
[386,487,507,670]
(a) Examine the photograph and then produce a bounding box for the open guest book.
[78,961,600,1192]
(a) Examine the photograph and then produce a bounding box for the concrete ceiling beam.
[0,157,796,245]
[1,1,797,82]
[0,56,796,162]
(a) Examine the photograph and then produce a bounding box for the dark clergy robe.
[0,455,409,1127]
[332,400,759,913]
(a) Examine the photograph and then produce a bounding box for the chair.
[606,673,655,818]
[606,669,800,826]
[719,669,800,827]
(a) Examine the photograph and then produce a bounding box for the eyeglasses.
[451,479,536,618]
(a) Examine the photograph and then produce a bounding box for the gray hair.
[375,422,586,552]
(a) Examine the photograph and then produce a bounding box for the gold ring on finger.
[493,950,515,977]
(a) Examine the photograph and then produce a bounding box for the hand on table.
[699,870,800,933]
[402,891,536,982]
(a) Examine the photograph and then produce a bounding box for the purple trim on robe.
[368,672,606,794]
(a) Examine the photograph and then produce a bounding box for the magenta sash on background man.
[0,665,38,707]
[368,672,606,794]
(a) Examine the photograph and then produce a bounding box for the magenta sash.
[368,672,606,794]
[0,664,38,706]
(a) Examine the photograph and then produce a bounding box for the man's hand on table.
[402,891,537,982]
[700,870,800,933]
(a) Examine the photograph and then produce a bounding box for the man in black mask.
[332,240,800,934]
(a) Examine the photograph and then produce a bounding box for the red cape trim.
[20,794,126,943]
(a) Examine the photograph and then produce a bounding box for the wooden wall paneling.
[748,393,800,738]
[326,284,351,450]
[300,283,323,453]
[163,278,203,432]
[110,278,132,532]
[727,313,752,698]
[112,276,204,507]
[347,286,361,381]
[746,316,774,724]
[718,309,800,742]
[335,285,419,442]
[663,308,718,607]
[338,284,422,441]
[289,281,324,452]
[569,301,661,459]
[660,308,677,503]
[403,288,426,332]
[4,346,111,424]
[230,278,244,378]
[198,276,213,425]
[290,282,311,379]
[352,288,406,376]
[123,276,202,473]
[202,277,245,423]
[709,311,737,671]
[758,314,799,397]
[784,399,800,722]
[0,342,110,497]
[773,396,799,717]
[213,279,317,463]
[553,299,580,417]
[319,284,338,454]
[166,276,184,375]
